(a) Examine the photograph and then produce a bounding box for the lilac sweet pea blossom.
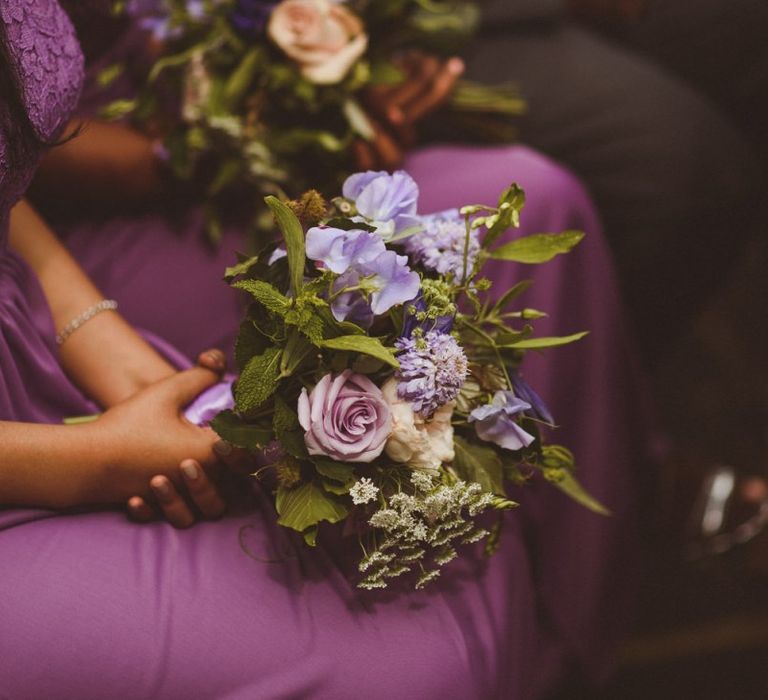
[468,391,536,451]
[342,170,421,241]
[305,226,420,324]
[511,372,555,426]
[298,370,391,463]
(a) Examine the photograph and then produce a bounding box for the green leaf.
[483,184,526,248]
[319,335,399,368]
[491,280,532,314]
[491,231,585,264]
[98,98,136,121]
[276,482,350,539]
[234,319,268,372]
[503,332,588,350]
[210,410,273,450]
[273,396,308,458]
[223,47,261,109]
[314,459,357,485]
[452,436,505,495]
[265,196,306,295]
[553,472,611,516]
[235,347,282,413]
[224,255,260,281]
[233,279,291,316]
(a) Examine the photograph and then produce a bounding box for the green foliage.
[233,279,291,316]
[210,410,273,449]
[234,319,268,372]
[503,332,588,350]
[490,280,532,314]
[483,184,526,248]
[539,445,610,515]
[276,482,350,544]
[319,335,400,368]
[314,459,357,486]
[491,231,585,264]
[234,347,283,413]
[273,395,308,458]
[453,436,505,495]
[265,196,306,294]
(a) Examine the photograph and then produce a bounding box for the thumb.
[155,367,220,409]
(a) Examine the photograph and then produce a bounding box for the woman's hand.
[95,366,223,503]
[354,53,465,171]
[124,348,233,528]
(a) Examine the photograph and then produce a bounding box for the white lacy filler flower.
[381,378,455,472]
[268,0,368,85]
[349,477,379,505]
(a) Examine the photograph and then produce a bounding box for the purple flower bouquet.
[213,169,606,590]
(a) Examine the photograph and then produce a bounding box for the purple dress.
[0,3,645,698]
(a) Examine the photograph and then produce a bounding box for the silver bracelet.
[56,300,119,346]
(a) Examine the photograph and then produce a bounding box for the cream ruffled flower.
[381,378,455,472]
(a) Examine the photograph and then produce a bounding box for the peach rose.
[267,0,368,84]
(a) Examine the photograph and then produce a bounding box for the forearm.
[31,119,167,209]
[9,200,174,407]
[0,421,107,508]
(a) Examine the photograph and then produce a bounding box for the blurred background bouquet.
[103,0,525,243]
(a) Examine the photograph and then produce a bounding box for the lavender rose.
[298,370,391,462]
[267,0,368,85]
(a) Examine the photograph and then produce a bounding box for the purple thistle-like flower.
[395,331,469,416]
[468,391,535,451]
[404,209,480,282]
[511,372,555,426]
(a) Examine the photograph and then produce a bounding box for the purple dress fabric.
[0,3,645,698]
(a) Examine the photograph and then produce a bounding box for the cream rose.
[382,378,455,472]
[267,0,368,84]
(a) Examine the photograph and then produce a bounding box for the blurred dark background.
[468,1,768,697]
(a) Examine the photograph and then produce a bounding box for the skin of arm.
[9,199,175,408]
[31,119,167,210]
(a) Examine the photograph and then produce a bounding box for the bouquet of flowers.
[105,0,525,242]
[210,168,606,590]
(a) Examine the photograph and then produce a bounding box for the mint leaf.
[319,335,399,368]
[491,230,584,264]
[233,279,290,316]
[276,482,350,542]
[234,319,268,372]
[235,347,282,413]
[265,195,306,294]
[453,436,505,495]
[211,410,273,450]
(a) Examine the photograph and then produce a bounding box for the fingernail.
[447,57,465,75]
[214,440,233,457]
[151,477,171,498]
[388,107,404,124]
[128,496,143,510]
[181,460,199,480]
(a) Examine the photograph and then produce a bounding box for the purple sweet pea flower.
[468,391,536,451]
[342,170,421,240]
[184,378,236,426]
[307,226,420,323]
[511,372,555,426]
[298,370,392,463]
[305,227,386,274]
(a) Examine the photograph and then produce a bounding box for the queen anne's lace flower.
[349,477,380,505]
[395,331,468,416]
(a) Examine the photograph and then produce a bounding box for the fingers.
[197,348,226,373]
[127,496,155,522]
[385,54,442,114]
[156,366,220,407]
[151,475,196,528]
[180,459,227,520]
[214,440,254,476]
[352,119,404,172]
[402,57,463,124]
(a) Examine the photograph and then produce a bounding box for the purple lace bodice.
[0,0,83,248]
